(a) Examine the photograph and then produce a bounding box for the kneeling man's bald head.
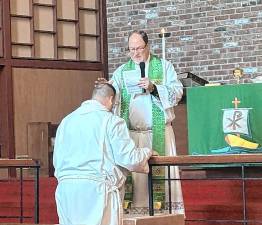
[92,83,116,111]
[92,83,116,99]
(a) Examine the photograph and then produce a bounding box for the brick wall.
[106,0,262,84]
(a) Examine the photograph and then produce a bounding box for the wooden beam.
[0,158,39,167]
[123,214,184,225]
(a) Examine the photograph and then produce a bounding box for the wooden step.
[123,214,185,225]
[0,214,184,225]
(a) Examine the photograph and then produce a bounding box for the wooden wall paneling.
[57,0,76,20]
[79,10,97,35]
[96,0,101,65]
[80,36,97,61]
[11,17,32,44]
[53,0,58,59]
[27,122,58,176]
[12,45,32,58]
[0,66,15,159]
[9,0,104,63]
[75,0,80,60]
[0,28,2,58]
[10,0,33,58]
[12,68,102,162]
[33,4,56,59]
[34,33,55,58]
[1,1,15,164]
[27,122,49,176]
[57,21,77,47]
[58,48,77,60]
[34,5,54,32]
[0,0,3,57]
[33,0,54,5]
[10,0,31,16]
[56,0,79,61]
[11,58,103,70]
[79,0,97,9]
[79,6,98,61]
[11,17,33,58]
[30,0,35,57]
[57,20,77,59]
[100,0,108,78]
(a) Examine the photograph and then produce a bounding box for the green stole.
[121,55,166,208]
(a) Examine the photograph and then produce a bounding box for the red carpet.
[0,178,262,224]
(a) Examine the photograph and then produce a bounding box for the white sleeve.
[155,60,183,110]
[108,116,152,173]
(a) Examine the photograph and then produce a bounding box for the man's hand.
[138,78,154,92]
[95,77,108,86]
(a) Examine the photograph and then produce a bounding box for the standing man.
[53,83,152,225]
[98,30,184,215]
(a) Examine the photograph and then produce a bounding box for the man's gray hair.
[128,30,148,45]
[92,83,116,99]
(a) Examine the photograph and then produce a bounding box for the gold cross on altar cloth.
[232,97,240,109]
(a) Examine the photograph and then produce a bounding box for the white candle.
[161,28,166,81]
[161,28,166,61]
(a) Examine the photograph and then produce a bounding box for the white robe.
[53,100,152,225]
[111,56,185,214]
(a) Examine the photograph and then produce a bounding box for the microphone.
[139,62,146,93]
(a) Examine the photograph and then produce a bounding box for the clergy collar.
[133,54,150,66]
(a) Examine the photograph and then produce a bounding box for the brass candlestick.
[233,68,244,84]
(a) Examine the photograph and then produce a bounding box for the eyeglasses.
[128,45,147,53]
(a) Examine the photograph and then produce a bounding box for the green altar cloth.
[187,83,262,155]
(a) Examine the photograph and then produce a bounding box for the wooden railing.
[0,159,40,223]
[0,159,40,167]
[148,154,262,224]
[149,154,262,165]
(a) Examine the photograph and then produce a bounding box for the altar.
[187,83,262,155]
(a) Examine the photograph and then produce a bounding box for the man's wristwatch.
[148,83,155,93]
[150,84,159,97]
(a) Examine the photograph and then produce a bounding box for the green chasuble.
[187,83,262,155]
[120,55,166,208]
